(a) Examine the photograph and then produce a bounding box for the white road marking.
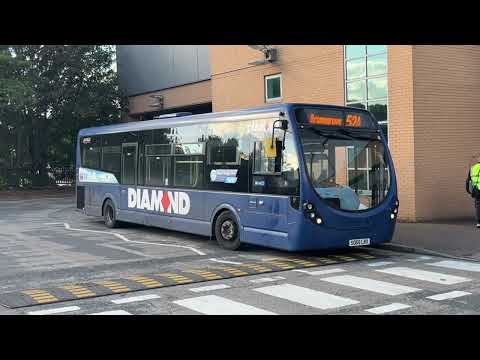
[321,275,421,295]
[208,258,243,265]
[249,276,286,284]
[293,268,346,276]
[189,284,231,292]
[174,295,276,315]
[366,303,411,314]
[426,291,472,301]
[367,261,395,267]
[111,294,160,304]
[89,310,132,315]
[377,267,471,285]
[407,256,433,262]
[254,284,359,310]
[54,223,206,256]
[27,306,81,315]
[428,260,480,273]
[43,222,64,225]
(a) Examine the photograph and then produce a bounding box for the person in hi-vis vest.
[467,154,480,228]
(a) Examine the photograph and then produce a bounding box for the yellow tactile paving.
[94,280,130,293]
[332,255,357,262]
[127,276,163,288]
[238,263,272,273]
[210,266,249,276]
[183,269,223,280]
[156,273,193,284]
[282,258,319,267]
[21,289,58,303]
[351,253,377,259]
[61,284,96,298]
[263,260,296,270]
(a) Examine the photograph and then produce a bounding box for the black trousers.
[475,196,480,222]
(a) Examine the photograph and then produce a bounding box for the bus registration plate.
[349,238,370,247]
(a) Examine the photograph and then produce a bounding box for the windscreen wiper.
[336,128,380,141]
[308,127,356,141]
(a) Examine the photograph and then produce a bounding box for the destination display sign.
[296,108,376,129]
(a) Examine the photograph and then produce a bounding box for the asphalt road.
[1,195,480,315]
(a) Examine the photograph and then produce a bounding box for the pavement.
[391,221,480,260]
[1,191,480,315]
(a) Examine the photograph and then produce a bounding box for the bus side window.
[101,134,121,181]
[81,136,102,170]
[145,144,172,187]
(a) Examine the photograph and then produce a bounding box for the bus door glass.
[122,143,138,185]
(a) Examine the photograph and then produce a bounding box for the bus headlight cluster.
[391,199,399,220]
[304,202,323,225]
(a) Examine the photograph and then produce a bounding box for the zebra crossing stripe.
[89,310,132,315]
[366,303,411,314]
[428,260,480,273]
[293,268,345,276]
[189,284,231,293]
[367,261,395,267]
[111,294,160,304]
[27,306,80,315]
[321,275,421,295]
[377,267,471,285]
[254,284,359,310]
[426,291,471,301]
[249,276,286,284]
[173,295,276,315]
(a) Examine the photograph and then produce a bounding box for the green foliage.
[0,45,126,186]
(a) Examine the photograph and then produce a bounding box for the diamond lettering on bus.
[127,188,190,216]
[161,191,170,213]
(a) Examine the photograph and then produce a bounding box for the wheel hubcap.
[221,220,235,241]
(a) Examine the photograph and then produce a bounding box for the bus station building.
[116,45,480,222]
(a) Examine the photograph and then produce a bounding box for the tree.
[2,45,126,186]
[0,46,34,185]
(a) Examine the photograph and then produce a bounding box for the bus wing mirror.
[271,119,289,150]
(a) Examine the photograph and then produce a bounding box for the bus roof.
[78,103,371,137]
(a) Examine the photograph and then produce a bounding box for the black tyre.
[215,211,242,251]
[103,199,120,228]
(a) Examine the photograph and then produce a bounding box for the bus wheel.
[103,199,120,229]
[215,211,242,251]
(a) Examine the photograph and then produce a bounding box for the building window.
[344,45,388,143]
[265,74,282,102]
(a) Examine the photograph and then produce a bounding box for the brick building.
[116,45,480,222]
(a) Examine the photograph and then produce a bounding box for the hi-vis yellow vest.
[471,163,480,190]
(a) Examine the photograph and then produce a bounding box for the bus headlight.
[316,217,323,225]
[309,212,316,219]
[393,208,398,214]
[304,202,314,212]
[390,213,395,220]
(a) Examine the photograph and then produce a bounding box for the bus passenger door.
[119,142,143,223]
[242,138,291,249]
